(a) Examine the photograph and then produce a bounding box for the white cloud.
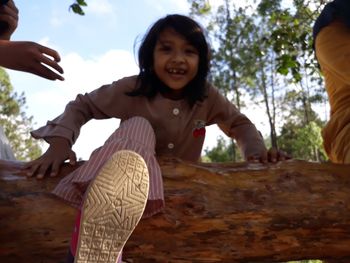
[168,0,190,12]
[49,7,69,29]
[50,16,64,27]
[58,49,138,96]
[37,37,61,52]
[85,0,114,16]
[145,0,189,14]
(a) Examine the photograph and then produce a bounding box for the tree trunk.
[1,158,350,263]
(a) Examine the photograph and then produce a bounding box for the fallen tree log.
[1,158,350,263]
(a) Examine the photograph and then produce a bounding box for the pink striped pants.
[53,117,165,261]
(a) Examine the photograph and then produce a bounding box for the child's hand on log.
[24,137,76,179]
[267,147,291,162]
[247,147,291,163]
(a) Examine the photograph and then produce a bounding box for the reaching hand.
[0,0,19,40]
[0,40,64,81]
[25,137,76,179]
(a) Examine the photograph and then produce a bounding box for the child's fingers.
[281,150,292,160]
[68,150,77,165]
[260,153,268,163]
[26,162,39,177]
[247,153,267,164]
[50,161,61,177]
[246,155,259,163]
[36,163,52,179]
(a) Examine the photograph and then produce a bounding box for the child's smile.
[165,66,187,83]
[153,28,199,99]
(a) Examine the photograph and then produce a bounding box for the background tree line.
[189,0,331,162]
[0,68,41,160]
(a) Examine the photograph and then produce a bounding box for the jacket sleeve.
[31,88,111,146]
[31,77,135,145]
[206,86,266,160]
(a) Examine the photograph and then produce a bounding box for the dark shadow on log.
[1,158,350,262]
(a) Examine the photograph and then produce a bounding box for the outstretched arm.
[0,40,64,81]
[0,1,64,80]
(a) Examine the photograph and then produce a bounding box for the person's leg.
[74,150,149,263]
[342,125,350,164]
[327,123,350,164]
[344,149,350,164]
[61,117,164,262]
[316,22,350,164]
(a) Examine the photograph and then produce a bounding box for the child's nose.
[171,51,185,63]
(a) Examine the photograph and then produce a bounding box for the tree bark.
[1,158,350,262]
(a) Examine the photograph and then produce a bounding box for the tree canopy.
[190,0,330,162]
[0,68,42,161]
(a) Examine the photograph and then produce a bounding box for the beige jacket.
[32,75,265,161]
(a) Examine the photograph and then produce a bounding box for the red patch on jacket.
[192,120,206,138]
[193,127,206,138]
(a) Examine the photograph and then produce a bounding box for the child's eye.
[159,45,172,52]
[185,47,198,54]
[185,48,198,55]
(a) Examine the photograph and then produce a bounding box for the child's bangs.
[172,23,206,50]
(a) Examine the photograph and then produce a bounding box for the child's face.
[153,28,199,97]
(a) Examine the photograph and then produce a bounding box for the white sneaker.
[74,150,149,263]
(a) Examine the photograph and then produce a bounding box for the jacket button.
[168,143,174,149]
[172,108,180,115]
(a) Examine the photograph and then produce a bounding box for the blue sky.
[7,0,267,159]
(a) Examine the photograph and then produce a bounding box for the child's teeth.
[169,69,184,74]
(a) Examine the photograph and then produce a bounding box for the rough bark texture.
[0,158,350,263]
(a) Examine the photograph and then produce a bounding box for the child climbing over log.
[24,14,288,263]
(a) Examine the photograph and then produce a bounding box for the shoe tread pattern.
[75,150,149,263]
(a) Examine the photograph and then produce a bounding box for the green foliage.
[203,136,242,162]
[69,0,88,15]
[0,68,42,161]
[278,121,326,161]
[189,0,211,16]
[256,0,321,84]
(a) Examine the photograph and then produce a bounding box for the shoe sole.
[74,150,149,263]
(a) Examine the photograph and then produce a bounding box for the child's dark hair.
[127,14,211,107]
